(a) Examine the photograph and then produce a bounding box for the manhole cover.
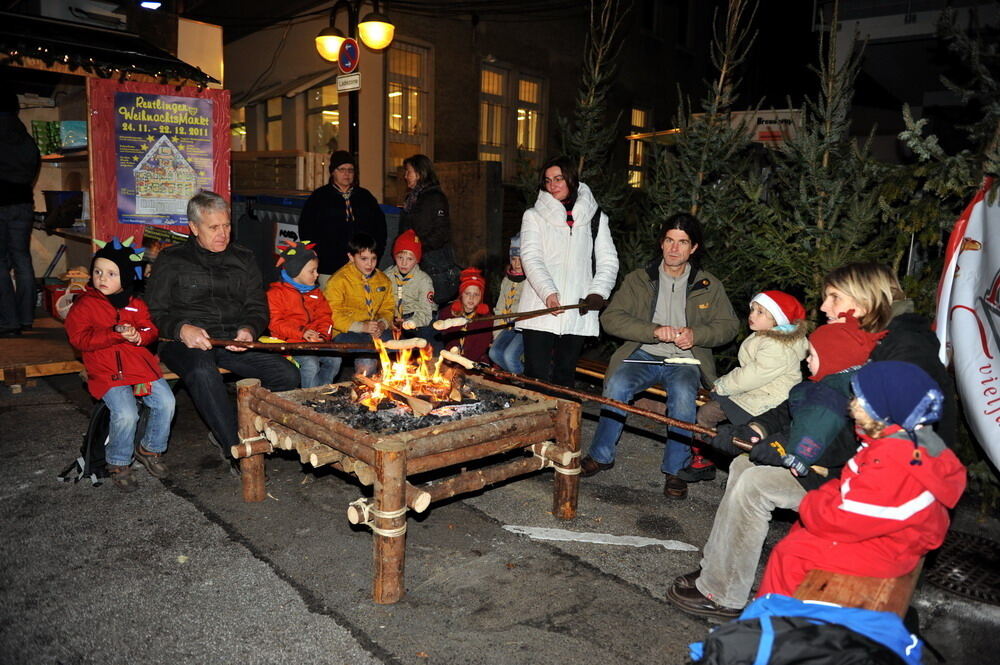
[924,530,1000,606]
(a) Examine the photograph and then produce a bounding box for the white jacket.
[516,182,619,337]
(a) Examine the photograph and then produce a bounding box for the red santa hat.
[750,290,806,327]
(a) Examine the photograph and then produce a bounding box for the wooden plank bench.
[575,358,709,413]
[793,559,924,617]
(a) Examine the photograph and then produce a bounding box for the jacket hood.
[532,181,598,226]
[869,429,966,509]
[755,322,810,344]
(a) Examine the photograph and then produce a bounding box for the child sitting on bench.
[756,360,966,598]
[64,238,175,491]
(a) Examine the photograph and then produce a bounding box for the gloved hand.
[578,293,606,314]
[708,424,759,456]
[781,454,810,477]
[749,440,785,467]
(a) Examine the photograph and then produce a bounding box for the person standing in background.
[299,150,386,289]
[0,89,41,337]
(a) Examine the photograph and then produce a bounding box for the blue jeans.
[489,328,524,374]
[0,203,35,330]
[295,354,342,387]
[332,331,380,375]
[586,348,700,474]
[102,378,175,467]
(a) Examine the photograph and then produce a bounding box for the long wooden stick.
[158,337,426,352]
[442,351,828,476]
[433,302,590,330]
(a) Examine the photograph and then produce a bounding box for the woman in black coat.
[399,154,459,305]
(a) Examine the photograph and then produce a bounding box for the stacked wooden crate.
[232,151,328,192]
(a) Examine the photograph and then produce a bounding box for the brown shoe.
[663,473,688,499]
[108,465,139,492]
[666,581,741,620]
[134,445,169,479]
[673,568,701,590]
[580,455,614,478]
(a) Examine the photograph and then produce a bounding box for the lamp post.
[315,1,395,161]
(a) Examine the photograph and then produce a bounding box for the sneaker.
[134,445,169,479]
[676,457,716,483]
[108,465,139,492]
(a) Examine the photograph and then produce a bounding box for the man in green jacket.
[580,213,738,499]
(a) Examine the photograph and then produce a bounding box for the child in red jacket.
[266,241,338,387]
[436,267,494,364]
[65,238,175,491]
[757,360,966,597]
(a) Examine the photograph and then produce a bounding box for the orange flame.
[356,339,454,411]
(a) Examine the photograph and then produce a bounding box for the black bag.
[694,615,907,665]
[58,401,148,486]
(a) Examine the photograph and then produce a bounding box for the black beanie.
[329,150,355,173]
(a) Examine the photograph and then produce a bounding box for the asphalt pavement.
[2,374,999,664]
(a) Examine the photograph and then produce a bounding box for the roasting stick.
[439,349,827,476]
[432,302,589,331]
[158,337,428,352]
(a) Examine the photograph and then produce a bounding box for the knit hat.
[459,267,486,297]
[275,240,318,278]
[851,361,943,436]
[393,229,423,262]
[329,150,355,172]
[509,234,521,258]
[807,315,886,382]
[751,290,806,326]
[92,236,144,294]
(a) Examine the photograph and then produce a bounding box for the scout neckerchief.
[340,186,355,223]
[501,281,519,315]
[392,268,412,320]
[361,269,377,321]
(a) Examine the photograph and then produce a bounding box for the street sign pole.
[338,37,361,164]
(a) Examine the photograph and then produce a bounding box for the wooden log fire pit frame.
[234,376,582,604]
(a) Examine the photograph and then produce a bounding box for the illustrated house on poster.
[133,135,199,215]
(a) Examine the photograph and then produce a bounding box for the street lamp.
[315,1,395,159]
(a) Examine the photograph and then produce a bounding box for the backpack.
[690,595,922,665]
[58,400,149,486]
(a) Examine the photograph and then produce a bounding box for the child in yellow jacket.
[322,232,394,374]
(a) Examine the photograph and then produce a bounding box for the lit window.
[305,84,340,154]
[479,65,544,180]
[230,107,246,152]
[386,42,429,173]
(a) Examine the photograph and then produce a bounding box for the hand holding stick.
[432,301,591,331]
[159,337,428,353]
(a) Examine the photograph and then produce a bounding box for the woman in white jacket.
[516,157,619,386]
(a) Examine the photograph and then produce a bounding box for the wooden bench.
[793,559,924,617]
[575,358,709,412]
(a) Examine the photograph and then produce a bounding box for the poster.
[115,92,213,225]
[88,78,230,244]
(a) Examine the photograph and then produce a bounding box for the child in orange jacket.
[266,241,339,387]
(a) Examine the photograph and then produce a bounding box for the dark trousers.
[159,342,300,451]
[522,329,586,387]
[0,203,35,330]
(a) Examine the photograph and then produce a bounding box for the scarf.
[281,269,316,294]
[403,183,425,213]
[338,186,355,223]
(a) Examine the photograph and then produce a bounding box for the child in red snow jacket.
[436,267,494,364]
[757,360,966,597]
[266,240,338,387]
[64,238,175,491]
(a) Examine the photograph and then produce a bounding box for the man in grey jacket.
[580,213,738,499]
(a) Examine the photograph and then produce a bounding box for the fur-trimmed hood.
[755,321,811,345]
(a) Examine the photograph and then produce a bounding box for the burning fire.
[355,339,464,411]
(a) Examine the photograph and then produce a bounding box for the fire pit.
[232,363,581,604]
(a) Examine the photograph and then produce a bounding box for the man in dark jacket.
[0,90,41,337]
[298,151,386,286]
[147,191,299,467]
